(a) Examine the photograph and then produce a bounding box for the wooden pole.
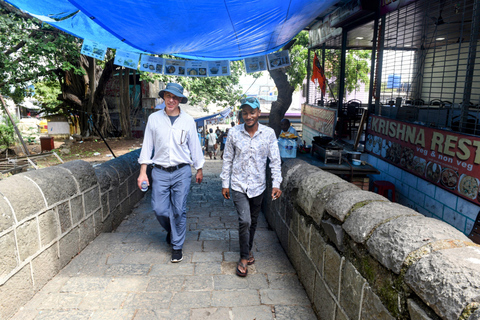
[0,94,30,156]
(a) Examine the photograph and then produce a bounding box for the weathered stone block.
[60,160,97,192]
[70,195,84,225]
[297,243,316,301]
[101,193,109,220]
[290,208,299,238]
[340,261,366,320]
[0,231,18,279]
[314,274,336,320]
[321,218,344,252]
[296,169,345,216]
[0,265,33,320]
[108,158,131,181]
[361,285,395,319]
[299,215,311,251]
[288,229,301,272]
[324,244,342,298]
[119,181,128,204]
[344,202,421,244]
[325,189,387,222]
[367,215,470,274]
[468,308,480,320]
[57,201,72,234]
[109,187,119,211]
[79,215,95,251]
[309,229,325,276]
[59,228,79,268]
[32,243,61,291]
[93,208,103,236]
[0,175,45,222]
[405,246,480,320]
[407,299,433,320]
[94,165,116,193]
[335,308,349,320]
[23,166,78,206]
[38,209,60,247]
[310,182,358,225]
[17,218,39,262]
[84,186,100,216]
[0,196,15,231]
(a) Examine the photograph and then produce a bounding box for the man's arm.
[268,130,283,199]
[220,131,234,199]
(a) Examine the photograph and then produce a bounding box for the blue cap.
[240,97,260,109]
[159,83,188,104]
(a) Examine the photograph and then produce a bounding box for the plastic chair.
[372,180,396,202]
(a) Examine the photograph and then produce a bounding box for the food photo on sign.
[114,50,140,69]
[244,55,268,74]
[164,59,186,76]
[366,115,480,203]
[267,50,291,70]
[139,55,164,74]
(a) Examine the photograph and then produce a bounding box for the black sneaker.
[171,249,183,263]
[166,232,171,245]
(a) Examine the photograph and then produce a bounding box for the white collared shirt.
[220,123,282,198]
[138,108,204,170]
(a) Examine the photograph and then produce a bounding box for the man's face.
[280,120,289,132]
[164,92,181,111]
[241,105,260,128]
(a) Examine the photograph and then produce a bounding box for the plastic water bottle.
[141,181,148,192]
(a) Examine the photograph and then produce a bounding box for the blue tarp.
[7,0,339,61]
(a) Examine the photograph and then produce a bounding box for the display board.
[301,103,337,138]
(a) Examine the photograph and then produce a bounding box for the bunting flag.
[311,53,326,96]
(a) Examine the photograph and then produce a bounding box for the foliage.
[0,115,16,148]
[0,3,83,103]
[285,31,309,91]
[322,49,371,96]
[139,59,248,111]
[33,80,63,114]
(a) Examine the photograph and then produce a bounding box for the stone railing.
[264,159,480,320]
[0,150,145,319]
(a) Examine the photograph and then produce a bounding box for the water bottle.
[141,181,148,192]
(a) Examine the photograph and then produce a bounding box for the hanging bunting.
[207,60,231,77]
[186,60,208,77]
[267,50,291,70]
[139,55,164,74]
[114,50,140,69]
[81,39,107,60]
[164,59,186,76]
[244,56,268,74]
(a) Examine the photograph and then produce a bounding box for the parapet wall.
[0,150,144,319]
[265,158,480,320]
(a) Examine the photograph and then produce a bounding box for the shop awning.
[6,0,340,61]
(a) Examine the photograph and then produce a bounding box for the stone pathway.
[13,160,316,320]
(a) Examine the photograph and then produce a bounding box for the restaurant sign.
[301,104,336,137]
[366,115,480,204]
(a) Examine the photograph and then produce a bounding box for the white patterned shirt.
[220,123,282,198]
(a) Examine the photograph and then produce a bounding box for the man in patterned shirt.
[220,97,283,277]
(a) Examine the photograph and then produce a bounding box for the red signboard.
[366,115,480,204]
[301,104,337,137]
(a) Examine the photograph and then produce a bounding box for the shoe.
[171,249,183,263]
[236,260,248,277]
[247,251,255,265]
[166,232,171,245]
[214,157,217,160]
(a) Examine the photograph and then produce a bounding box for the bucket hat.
[240,97,260,109]
[159,83,188,104]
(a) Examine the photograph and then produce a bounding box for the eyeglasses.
[164,92,181,101]
[240,97,259,104]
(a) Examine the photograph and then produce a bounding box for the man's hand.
[222,188,230,199]
[196,168,203,184]
[137,173,149,190]
[271,188,282,200]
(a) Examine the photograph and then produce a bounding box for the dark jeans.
[231,190,264,260]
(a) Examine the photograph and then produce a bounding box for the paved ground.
[13,159,317,320]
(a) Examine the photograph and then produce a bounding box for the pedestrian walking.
[137,83,204,263]
[206,128,218,159]
[219,128,229,159]
[220,97,282,277]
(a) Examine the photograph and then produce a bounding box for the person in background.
[137,83,204,263]
[280,118,298,136]
[220,97,282,277]
[219,128,229,159]
[206,128,218,160]
[215,126,222,137]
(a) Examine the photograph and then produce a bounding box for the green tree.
[0,115,16,150]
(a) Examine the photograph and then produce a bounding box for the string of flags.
[80,39,291,77]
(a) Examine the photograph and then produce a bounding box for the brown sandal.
[247,251,255,265]
[236,260,248,277]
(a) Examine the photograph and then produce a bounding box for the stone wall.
[264,158,480,320]
[0,150,144,319]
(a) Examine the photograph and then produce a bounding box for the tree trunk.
[119,67,131,138]
[268,69,295,137]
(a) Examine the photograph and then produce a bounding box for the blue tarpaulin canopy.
[6,0,339,61]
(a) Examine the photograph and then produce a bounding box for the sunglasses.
[240,97,259,104]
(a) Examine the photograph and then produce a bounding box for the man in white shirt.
[206,128,217,160]
[137,83,204,263]
[220,97,282,277]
